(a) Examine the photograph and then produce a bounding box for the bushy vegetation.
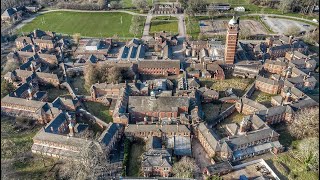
[84,63,135,90]
[122,138,131,176]
[1,78,15,98]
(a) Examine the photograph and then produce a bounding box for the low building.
[141,148,172,177]
[118,38,146,61]
[203,161,233,176]
[263,59,287,74]
[255,76,283,94]
[235,97,268,115]
[128,93,189,123]
[1,7,23,23]
[233,61,261,79]
[138,60,180,76]
[124,124,191,140]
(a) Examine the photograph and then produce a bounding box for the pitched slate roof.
[44,113,68,134]
[98,123,122,145]
[1,95,46,111]
[128,96,189,112]
[198,123,221,151]
[205,161,233,175]
[1,8,17,17]
[224,128,279,150]
[138,60,180,69]
[256,76,281,86]
[125,124,190,134]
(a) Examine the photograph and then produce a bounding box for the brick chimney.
[27,88,33,100]
[68,122,74,136]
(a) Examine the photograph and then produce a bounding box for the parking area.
[199,19,268,36]
[262,16,317,35]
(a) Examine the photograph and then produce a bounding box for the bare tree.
[278,0,294,14]
[98,0,106,9]
[172,156,200,178]
[59,142,107,180]
[72,33,81,44]
[132,0,147,11]
[2,59,20,74]
[293,137,319,171]
[285,25,301,36]
[288,107,319,139]
[110,1,123,9]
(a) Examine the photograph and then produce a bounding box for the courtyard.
[20,11,145,38]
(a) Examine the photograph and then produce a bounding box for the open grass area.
[1,116,56,179]
[200,77,253,97]
[83,101,113,123]
[39,85,69,102]
[251,90,275,107]
[267,151,318,180]
[20,11,145,38]
[127,140,145,177]
[70,76,89,96]
[202,102,233,122]
[150,17,178,35]
[222,111,244,125]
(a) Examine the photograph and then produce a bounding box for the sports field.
[19,11,145,38]
[149,16,178,34]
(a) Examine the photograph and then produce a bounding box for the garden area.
[150,16,179,35]
[126,139,145,177]
[1,116,56,179]
[251,90,275,107]
[70,76,90,96]
[200,77,254,97]
[20,11,145,38]
[83,101,113,123]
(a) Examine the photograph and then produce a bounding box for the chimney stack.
[68,122,74,136]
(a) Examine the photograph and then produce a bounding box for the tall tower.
[224,16,240,64]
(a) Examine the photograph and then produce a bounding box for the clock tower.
[224,16,240,64]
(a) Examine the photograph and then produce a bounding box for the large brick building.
[224,16,239,64]
[255,76,283,94]
[138,60,180,76]
[128,93,189,123]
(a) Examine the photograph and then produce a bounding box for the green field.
[150,16,178,34]
[83,101,113,123]
[20,11,145,38]
[127,140,145,177]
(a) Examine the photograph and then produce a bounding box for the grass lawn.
[222,111,244,125]
[1,116,56,179]
[150,16,178,35]
[251,90,275,107]
[202,102,233,123]
[70,76,89,96]
[20,11,145,38]
[127,140,145,177]
[200,77,253,97]
[83,101,113,123]
[39,86,69,102]
[267,151,318,180]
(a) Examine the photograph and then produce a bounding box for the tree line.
[84,63,135,90]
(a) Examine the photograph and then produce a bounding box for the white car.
[312,19,318,23]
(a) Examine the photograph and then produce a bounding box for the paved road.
[142,13,153,38]
[246,13,319,25]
